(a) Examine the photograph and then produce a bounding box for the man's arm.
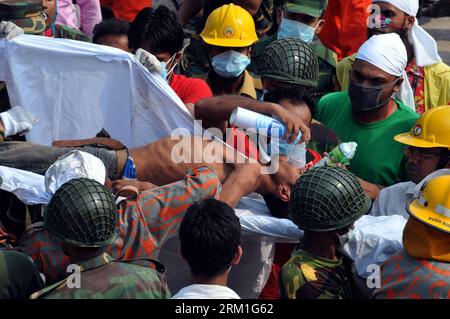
[78,0,102,37]
[195,95,311,142]
[178,0,204,26]
[219,162,261,208]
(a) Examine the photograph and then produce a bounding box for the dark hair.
[263,86,316,117]
[179,199,241,278]
[128,5,184,55]
[263,193,290,218]
[92,19,130,45]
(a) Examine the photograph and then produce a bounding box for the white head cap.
[45,150,106,195]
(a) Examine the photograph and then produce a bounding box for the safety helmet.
[44,178,118,248]
[289,167,371,231]
[200,4,258,48]
[394,106,450,149]
[257,38,319,87]
[0,1,46,35]
[407,175,450,234]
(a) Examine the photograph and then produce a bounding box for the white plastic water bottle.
[313,142,358,168]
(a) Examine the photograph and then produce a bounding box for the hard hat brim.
[407,198,450,234]
[394,132,450,149]
[200,35,257,48]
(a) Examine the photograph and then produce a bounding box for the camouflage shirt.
[249,33,339,101]
[14,166,221,284]
[51,24,91,42]
[30,253,170,299]
[280,249,355,299]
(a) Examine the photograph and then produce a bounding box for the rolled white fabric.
[45,150,106,195]
[377,0,441,66]
[356,33,416,110]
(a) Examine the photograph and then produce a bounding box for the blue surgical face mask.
[211,50,251,78]
[159,61,168,80]
[277,17,317,43]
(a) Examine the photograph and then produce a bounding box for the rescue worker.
[337,0,450,113]
[30,178,170,299]
[280,166,372,299]
[374,174,450,299]
[182,4,261,98]
[371,106,450,218]
[249,0,339,100]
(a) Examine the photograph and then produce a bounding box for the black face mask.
[348,80,397,111]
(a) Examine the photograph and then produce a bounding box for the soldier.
[249,0,339,101]
[280,167,372,299]
[30,178,170,299]
[0,0,91,42]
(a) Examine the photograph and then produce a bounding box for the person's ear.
[315,19,325,34]
[276,184,291,202]
[393,77,404,93]
[404,15,415,29]
[231,245,243,266]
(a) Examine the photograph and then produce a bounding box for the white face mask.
[277,17,322,43]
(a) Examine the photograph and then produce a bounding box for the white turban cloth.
[45,150,107,195]
[377,0,441,67]
[356,33,416,110]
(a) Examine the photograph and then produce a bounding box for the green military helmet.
[0,0,46,35]
[44,178,118,248]
[257,38,319,88]
[289,167,371,232]
[285,0,328,17]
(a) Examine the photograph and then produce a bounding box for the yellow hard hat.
[407,175,450,234]
[394,106,450,149]
[200,4,258,48]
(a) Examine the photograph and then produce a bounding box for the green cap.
[285,0,328,17]
[0,1,46,35]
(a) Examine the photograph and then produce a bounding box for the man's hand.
[357,177,384,200]
[135,48,163,75]
[112,179,157,193]
[0,21,24,40]
[0,106,38,137]
[270,103,311,143]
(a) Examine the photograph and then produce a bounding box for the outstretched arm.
[195,95,311,143]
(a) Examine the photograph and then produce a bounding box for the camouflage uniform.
[180,0,274,78]
[0,1,46,35]
[279,249,355,299]
[248,33,339,101]
[52,24,91,42]
[30,253,170,299]
[7,167,221,285]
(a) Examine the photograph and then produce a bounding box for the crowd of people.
[0,0,449,299]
